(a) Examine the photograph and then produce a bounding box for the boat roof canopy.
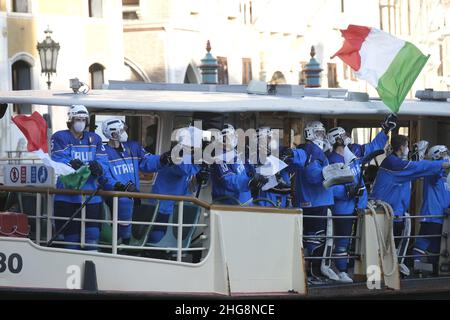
[0,86,449,117]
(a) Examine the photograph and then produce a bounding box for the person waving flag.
[332,24,429,114]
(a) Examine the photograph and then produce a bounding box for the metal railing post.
[80,195,86,249]
[177,201,184,262]
[47,194,53,242]
[112,196,118,255]
[35,193,41,245]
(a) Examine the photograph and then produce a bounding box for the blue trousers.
[413,222,442,266]
[333,216,354,272]
[106,197,134,242]
[303,206,328,257]
[54,201,101,250]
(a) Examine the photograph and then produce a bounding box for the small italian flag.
[12,111,90,189]
[332,24,429,114]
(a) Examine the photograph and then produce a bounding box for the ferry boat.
[0,81,449,298]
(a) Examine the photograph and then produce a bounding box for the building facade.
[0,0,125,158]
[122,0,381,89]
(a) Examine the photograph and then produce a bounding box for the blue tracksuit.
[419,168,450,224]
[371,154,444,216]
[328,131,387,271]
[50,130,111,249]
[211,155,254,205]
[104,141,161,240]
[151,163,200,214]
[348,131,388,158]
[413,167,450,266]
[329,131,388,215]
[147,163,200,243]
[289,143,333,258]
[290,143,333,208]
[256,169,292,207]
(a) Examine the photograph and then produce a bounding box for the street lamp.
[37,27,60,90]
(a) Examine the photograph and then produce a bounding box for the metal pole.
[47,194,53,242]
[81,195,86,249]
[36,193,41,245]
[47,73,51,90]
[112,196,118,254]
[177,201,184,262]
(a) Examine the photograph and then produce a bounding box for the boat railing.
[0,185,210,263]
[392,214,447,262]
[302,214,362,263]
[302,208,449,279]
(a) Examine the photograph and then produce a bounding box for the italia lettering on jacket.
[113,163,135,175]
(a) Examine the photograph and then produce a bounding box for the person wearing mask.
[326,117,393,283]
[210,124,268,206]
[101,118,171,245]
[412,145,450,274]
[371,135,450,274]
[281,121,334,281]
[253,127,291,208]
[145,127,201,251]
[50,105,111,250]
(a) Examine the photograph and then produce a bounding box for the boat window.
[351,126,409,146]
[141,115,159,154]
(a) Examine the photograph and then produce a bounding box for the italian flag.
[332,25,429,114]
[12,112,90,189]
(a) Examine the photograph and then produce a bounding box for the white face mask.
[119,131,128,143]
[73,121,86,133]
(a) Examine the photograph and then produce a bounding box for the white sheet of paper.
[257,155,288,177]
[262,175,278,191]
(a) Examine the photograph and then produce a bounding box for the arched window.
[12,0,29,13]
[88,0,103,17]
[12,60,32,114]
[89,63,105,89]
[183,64,199,84]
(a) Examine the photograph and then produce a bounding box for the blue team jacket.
[290,143,334,208]
[150,164,200,215]
[420,167,450,224]
[329,131,388,215]
[103,141,161,191]
[371,154,444,216]
[51,130,111,204]
[211,157,253,205]
[257,169,291,208]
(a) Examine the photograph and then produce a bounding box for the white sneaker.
[321,265,340,281]
[337,272,353,283]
